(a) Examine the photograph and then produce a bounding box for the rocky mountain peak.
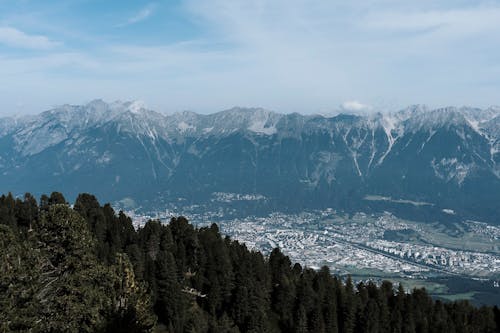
[1,101,499,224]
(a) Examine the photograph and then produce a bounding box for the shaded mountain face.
[1,100,499,224]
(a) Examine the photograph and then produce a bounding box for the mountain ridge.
[1,100,499,224]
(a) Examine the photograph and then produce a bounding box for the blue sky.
[0,0,499,115]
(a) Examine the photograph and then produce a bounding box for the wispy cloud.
[362,5,500,40]
[1,1,500,115]
[180,0,500,110]
[0,26,59,49]
[119,3,156,27]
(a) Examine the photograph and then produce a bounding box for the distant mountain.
[1,100,499,223]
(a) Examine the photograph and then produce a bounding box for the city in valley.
[123,192,500,305]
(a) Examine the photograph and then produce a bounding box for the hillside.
[0,101,499,224]
[1,191,499,332]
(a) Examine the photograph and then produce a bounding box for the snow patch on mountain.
[178,121,196,133]
[203,127,214,134]
[431,157,474,185]
[248,119,277,135]
[377,114,402,165]
[2,100,499,188]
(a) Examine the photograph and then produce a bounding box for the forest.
[1,191,499,333]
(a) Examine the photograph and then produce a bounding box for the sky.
[0,0,500,116]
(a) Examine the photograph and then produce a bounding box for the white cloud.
[362,5,500,40]
[179,0,500,109]
[120,3,156,26]
[0,26,59,49]
[2,1,500,115]
[0,52,100,75]
[341,101,372,112]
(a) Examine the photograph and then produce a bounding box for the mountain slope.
[1,100,499,223]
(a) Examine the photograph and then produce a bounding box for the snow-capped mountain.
[1,100,499,224]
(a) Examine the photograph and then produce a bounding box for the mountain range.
[0,100,499,224]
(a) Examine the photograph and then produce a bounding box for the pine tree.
[0,224,43,331]
[320,269,339,333]
[2,191,500,333]
[18,192,38,229]
[105,253,156,333]
[48,191,67,205]
[155,250,185,332]
[0,193,17,229]
[269,248,296,331]
[339,276,356,333]
[35,204,113,332]
[295,304,309,333]
[74,193,109,261]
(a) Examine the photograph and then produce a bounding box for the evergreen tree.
[339,276,356,333]
[1,191,499,333]
[21,192,38,229]
[155,250,186,332]
[48,191,67,205]
[105,253,156,333]
[74,193,109,261]
[0,224,42,331]
[35,204,115,332]
[0,193,17,229]
[2,203,156,332]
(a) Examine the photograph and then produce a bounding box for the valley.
[125,195,500,306]
[2,100,500,306]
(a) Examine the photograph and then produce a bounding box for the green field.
[406,220,499,254]
[436,292,476,302]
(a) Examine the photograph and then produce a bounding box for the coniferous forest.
[1,192,499,333]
